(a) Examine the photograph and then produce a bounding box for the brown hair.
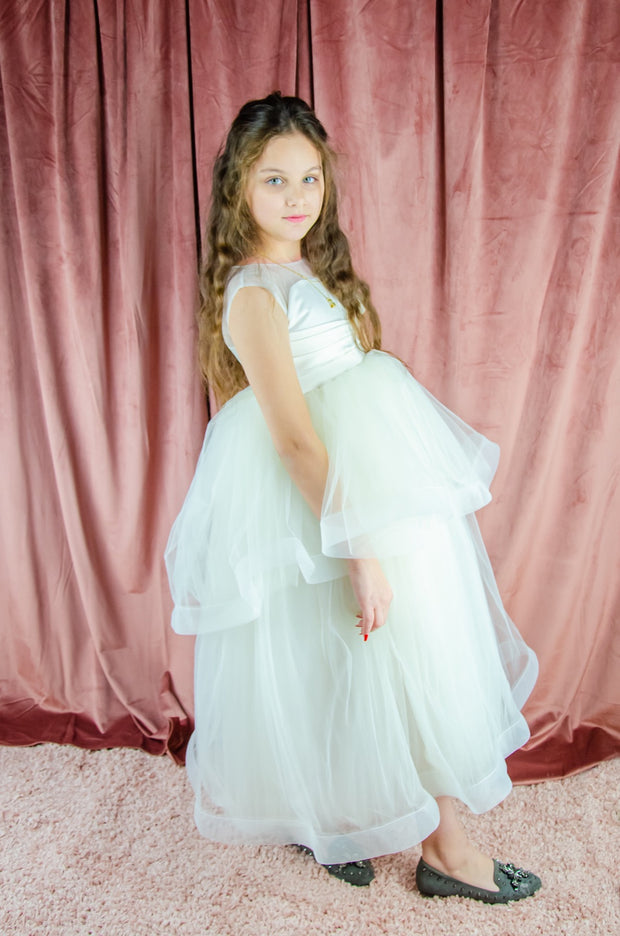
[198,92,382,406]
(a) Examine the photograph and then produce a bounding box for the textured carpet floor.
[0,745,618,936]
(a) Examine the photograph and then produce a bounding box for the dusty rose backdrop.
[1,0,618,779]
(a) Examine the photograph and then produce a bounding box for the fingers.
[355,611,373,639]
[355,602,390,639]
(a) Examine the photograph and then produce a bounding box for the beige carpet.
[1,744,618,936]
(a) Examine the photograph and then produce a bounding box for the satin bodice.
[223,261,364,392]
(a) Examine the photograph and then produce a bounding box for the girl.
[165,92,541,903]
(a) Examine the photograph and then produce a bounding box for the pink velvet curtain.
[1,0,618,779]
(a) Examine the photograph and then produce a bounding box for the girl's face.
[245,131,325,262]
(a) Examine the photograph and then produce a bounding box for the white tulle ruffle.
[165,350,538,863]
[166,352,501,634]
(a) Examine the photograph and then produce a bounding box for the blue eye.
[303,176,318,184]
[266,177,284,185]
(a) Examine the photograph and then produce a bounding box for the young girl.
[165,92,541,902]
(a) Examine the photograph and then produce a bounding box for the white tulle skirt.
[165,351,538,864]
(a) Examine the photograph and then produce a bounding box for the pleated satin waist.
[289,320,365,392]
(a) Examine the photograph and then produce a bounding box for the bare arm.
[228,285,328,518]
[228,286,392,635]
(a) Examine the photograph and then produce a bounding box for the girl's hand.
[346,557,393,640]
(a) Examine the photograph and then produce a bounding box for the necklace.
[262,256,336,308]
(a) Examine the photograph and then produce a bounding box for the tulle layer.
[165,351,500,635]
[165,350,538,863]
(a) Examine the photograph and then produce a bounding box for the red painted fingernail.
[363,634,368,642]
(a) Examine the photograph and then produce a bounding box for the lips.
[284,215,309,222]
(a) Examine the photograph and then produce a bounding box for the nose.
[286,182,306,206]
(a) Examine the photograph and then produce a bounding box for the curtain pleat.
[0,0,205,757]
[0,0,618,779]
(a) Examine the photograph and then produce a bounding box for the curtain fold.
[1,0,618,780]
[0,0,204,757]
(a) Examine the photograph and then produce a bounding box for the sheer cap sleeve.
[223,265,289,360]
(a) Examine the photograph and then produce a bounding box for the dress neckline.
[233,258,309,270]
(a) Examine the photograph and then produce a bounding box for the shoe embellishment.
[497,862,532,891]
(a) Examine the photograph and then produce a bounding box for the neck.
[256,240,303,264]
[262,254,303,265]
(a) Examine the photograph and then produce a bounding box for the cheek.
[251,186,275,215]
[246,188,268,224]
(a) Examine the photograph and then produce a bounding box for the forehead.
[253,132,322,171]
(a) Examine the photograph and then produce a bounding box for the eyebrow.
[257,165,322,174]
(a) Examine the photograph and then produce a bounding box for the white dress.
[165,260,538,864]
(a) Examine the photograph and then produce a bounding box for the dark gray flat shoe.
[416,857,541,903]
[323,859,375,886]
[296,845,375,886]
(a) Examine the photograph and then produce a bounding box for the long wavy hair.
[198,92,382,406]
